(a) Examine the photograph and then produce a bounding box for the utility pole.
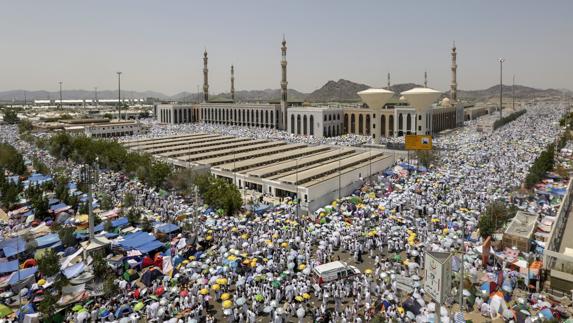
[94,87,98,109]
[117,72,122,120]
[499,58,505,120]
[512,75,515,111]
[59,81,63,109]
[81,159,98,242]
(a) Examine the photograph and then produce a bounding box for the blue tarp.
[137,240,165,253]
[63,262,85,279]
[0,238,26,257]
[48,198,60,206]
[49,202,69,212]
[7,176,19,185]
[20,211,34,217]
[35,233,61,249]
[118,232,156,249]
[94,217,129,233]
[26,174,53,186]
[8,267,37,285]
[0,259,19,274]
[155,223,180,234]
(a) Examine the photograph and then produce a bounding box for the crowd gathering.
[0,102,571,322]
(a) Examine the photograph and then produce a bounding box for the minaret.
[203,49,209,103]
[424,71,428,87]
[450,41,458,102]
[231,65,235,102]
[387,73,391,89]
[280,35,288,130]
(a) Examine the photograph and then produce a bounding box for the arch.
[365,114,371,135]
[406,114,412,131]
[350,114,356,133]
[296,115,301,135]
[303,115,308,135]
[389,115,394,136]
[251,110,254,125]
[381,115,386,137]
[242,109,246,124]
[265,110,269,125]
[247,109,250,123]
[291,115,295,133]
[398,113,403,130]
[336,124,340,136]
[270,111,274,127]
[358,114,364,134]
[344,114,349,133]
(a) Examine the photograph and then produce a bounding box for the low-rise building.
[287,107,344,138]
[503,211,537,252]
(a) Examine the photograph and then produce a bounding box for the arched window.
[344,114,349,133]
[265,110,269,125]
[303,115,308,135]
[365,115,371,135]
[310,115,314,135]
[358,114,364,134]
[398,113,403,130]
[351,114,356,133]
[291,115,295,133]
[406,114,412,131]
[389,115,394,136]
[381,115,386,137]
[296,115,301,135]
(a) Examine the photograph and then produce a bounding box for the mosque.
[154,39,490,140]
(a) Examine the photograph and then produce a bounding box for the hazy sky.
[1,0,571,95]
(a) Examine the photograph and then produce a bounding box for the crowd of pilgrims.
[0,102,567,322]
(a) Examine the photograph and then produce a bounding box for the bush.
[525,143,555,188]
[37,248,60,277]
[478,201,511,238]
[203,177,243,216]
[493,109,527,131]
[18,119,33,134]
[2,109,19,124]
[0,143,26,175]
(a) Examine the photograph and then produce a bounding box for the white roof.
[314,261,347,273]
[400,87,442,110]
[357,88,394,109]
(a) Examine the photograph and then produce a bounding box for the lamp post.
[498,58,505,120]
[59,81,63,109]
[117,72,122,120]
[512,75,516,111]
[94,87,98,109]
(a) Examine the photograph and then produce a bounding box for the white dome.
[399,96,407,102]
[441,97,451,107]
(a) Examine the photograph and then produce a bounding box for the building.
[155,104,194,124]
[123,133,395,213]
[195,103,280,128]
[287,107,344,138]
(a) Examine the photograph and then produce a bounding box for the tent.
[8,267,38,285]
[0,304,12,318]
[154,223,180,235]
[35,233,61,249]
[0,238,26,257]
[0,259,19,274]
[94,217,129,233]
[141,267,163,287]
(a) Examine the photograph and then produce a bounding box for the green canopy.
[0,304,12,318]
[271,280,281,288]
[255,294,264,302]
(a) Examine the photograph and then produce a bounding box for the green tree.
[17,119,33,134]
[0,143,26,175]
[57,226,77,248]
[103,113,113,119]
[2,109,19,124]
[478,201,510,238]
[92,251,109,278]
[103,219,113,232]
[31,195,50,221]
[103,276,118,297]
[99,193,113,210]
[141,217,153,232]
[127,207,141,226]
[32,157,50,175]
[37,292,58,319]
[204,177,242,216]
[37,248,61,277]
[416,150,435,168]
[148,161,172,188]
[123,192,135,208]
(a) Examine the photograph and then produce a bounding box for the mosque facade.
[155,41,488,139]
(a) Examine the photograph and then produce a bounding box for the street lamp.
[499,58,505,120]
[59,81,63,109]
[94,87,98,109]
[117,72,122,120]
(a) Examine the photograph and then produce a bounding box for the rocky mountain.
[305,79,369,102]
[0,80,569,104]
[458,85,567,100]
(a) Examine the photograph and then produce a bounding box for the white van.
[312,261,360,285]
